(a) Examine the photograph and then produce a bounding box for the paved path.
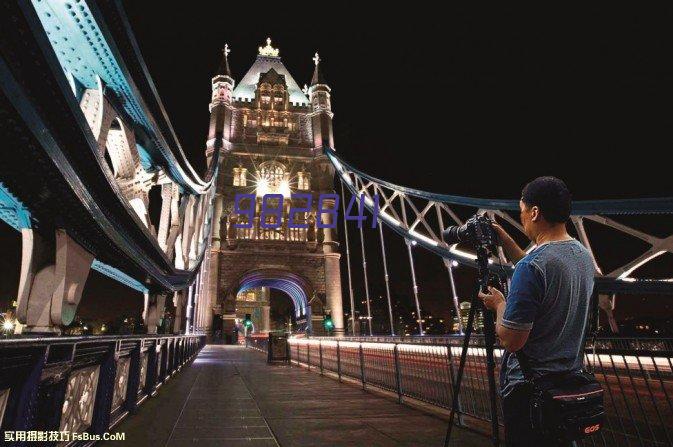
[103,345,486,447]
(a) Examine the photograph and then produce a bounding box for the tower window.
[256,161,290,197]
[297,171,310,190]
[233,167,247,186]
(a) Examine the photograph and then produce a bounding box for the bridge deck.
[103,345,486,446]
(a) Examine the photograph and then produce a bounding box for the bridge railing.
[286,336,673,447]
[0,334,205,442]
[245,335,269,354]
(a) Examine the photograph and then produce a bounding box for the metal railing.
[245,335,269,353]
[286,336,673,447]
[0,334,205,444]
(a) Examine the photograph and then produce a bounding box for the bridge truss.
[326,147,673,334]
[0,0,218,333]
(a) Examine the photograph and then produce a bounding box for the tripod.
[444,246,505,447]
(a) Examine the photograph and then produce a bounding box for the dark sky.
[1,4,671,331]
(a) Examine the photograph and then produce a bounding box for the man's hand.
[478,286,505,311]
[491,222,526,264]
[479,285,531,352]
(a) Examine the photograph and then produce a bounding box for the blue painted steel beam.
[30,0,214,194]
[0,182,31,230]
[0,182,147,293]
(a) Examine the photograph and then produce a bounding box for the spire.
[258,37,279,57]
[217,44,232,77]
[310,52,327,86]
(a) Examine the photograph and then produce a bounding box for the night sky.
[1,4,672,332]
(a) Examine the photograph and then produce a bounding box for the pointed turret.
[308,52,334,150]
[310,52,327,86]
[217,43,232,77]
[206,44,235,161]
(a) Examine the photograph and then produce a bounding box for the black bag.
[516,292,605,442]
[523,366,605,441]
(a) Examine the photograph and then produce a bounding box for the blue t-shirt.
[500,239,595,396]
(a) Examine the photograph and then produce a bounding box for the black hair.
[521,176,571,223]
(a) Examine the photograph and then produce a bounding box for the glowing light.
[449,247,478,261]
[618,250,666,279]
[332,158,343,172]
[258,37,279,57]
[256,177,270,197]
[380,210,401,226]
[451,260,459,267]
[409,230,439,247]
[279,179,291,197]
[2,320,14,331]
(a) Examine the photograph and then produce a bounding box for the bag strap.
[584,289,600,374]
[515,350,536,382]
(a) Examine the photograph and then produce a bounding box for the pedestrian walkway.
[102,345,487,446]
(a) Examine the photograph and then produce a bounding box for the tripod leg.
[482,307,501,446]
[444,291,478,447]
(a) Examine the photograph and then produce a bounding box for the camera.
[442,214,499,251]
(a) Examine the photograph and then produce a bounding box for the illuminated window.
[256,161,290,197]
[233,167,247,186]
[297,171,310,190]
[243,114,248,127]
[261,95,270,104]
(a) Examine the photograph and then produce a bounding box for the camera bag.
[515,292,605,442]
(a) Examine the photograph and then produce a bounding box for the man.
[478,176,595,446]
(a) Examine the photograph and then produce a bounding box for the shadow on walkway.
[102,345,487,446]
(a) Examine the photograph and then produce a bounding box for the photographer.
[478,177,595,446]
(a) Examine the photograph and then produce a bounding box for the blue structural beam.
[91,260,149,293]
[1,181,148,294]
[0,182,31,230]
[30,0,213,195]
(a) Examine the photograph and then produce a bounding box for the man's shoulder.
[525,240,592,272]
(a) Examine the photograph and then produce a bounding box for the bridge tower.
[202,39,344,339]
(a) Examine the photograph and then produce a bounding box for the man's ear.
[530,206,540,222]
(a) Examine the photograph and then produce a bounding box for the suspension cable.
[444,259,463,334]
[405,240,424,335]
[340,180,357,336]
[359,223,373,336]
[378,221,395,335]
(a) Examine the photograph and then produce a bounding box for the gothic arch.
[226,268,315,318]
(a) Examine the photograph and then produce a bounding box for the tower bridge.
[0,1,672,446]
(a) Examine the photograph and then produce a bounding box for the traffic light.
[243,314,252,329]
[323,311,334,332]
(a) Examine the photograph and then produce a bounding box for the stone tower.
[201,38,344,339]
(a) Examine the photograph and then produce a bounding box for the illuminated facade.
[202,39,343,338]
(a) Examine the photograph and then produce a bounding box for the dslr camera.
[442,214,499,252]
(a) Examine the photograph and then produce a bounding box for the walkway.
[102,345,486,446]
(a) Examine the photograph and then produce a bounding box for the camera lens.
[442,224,468,244]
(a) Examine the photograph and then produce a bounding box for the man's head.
[519,176,571,240]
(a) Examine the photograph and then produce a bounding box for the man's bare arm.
[493,223,526,264]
